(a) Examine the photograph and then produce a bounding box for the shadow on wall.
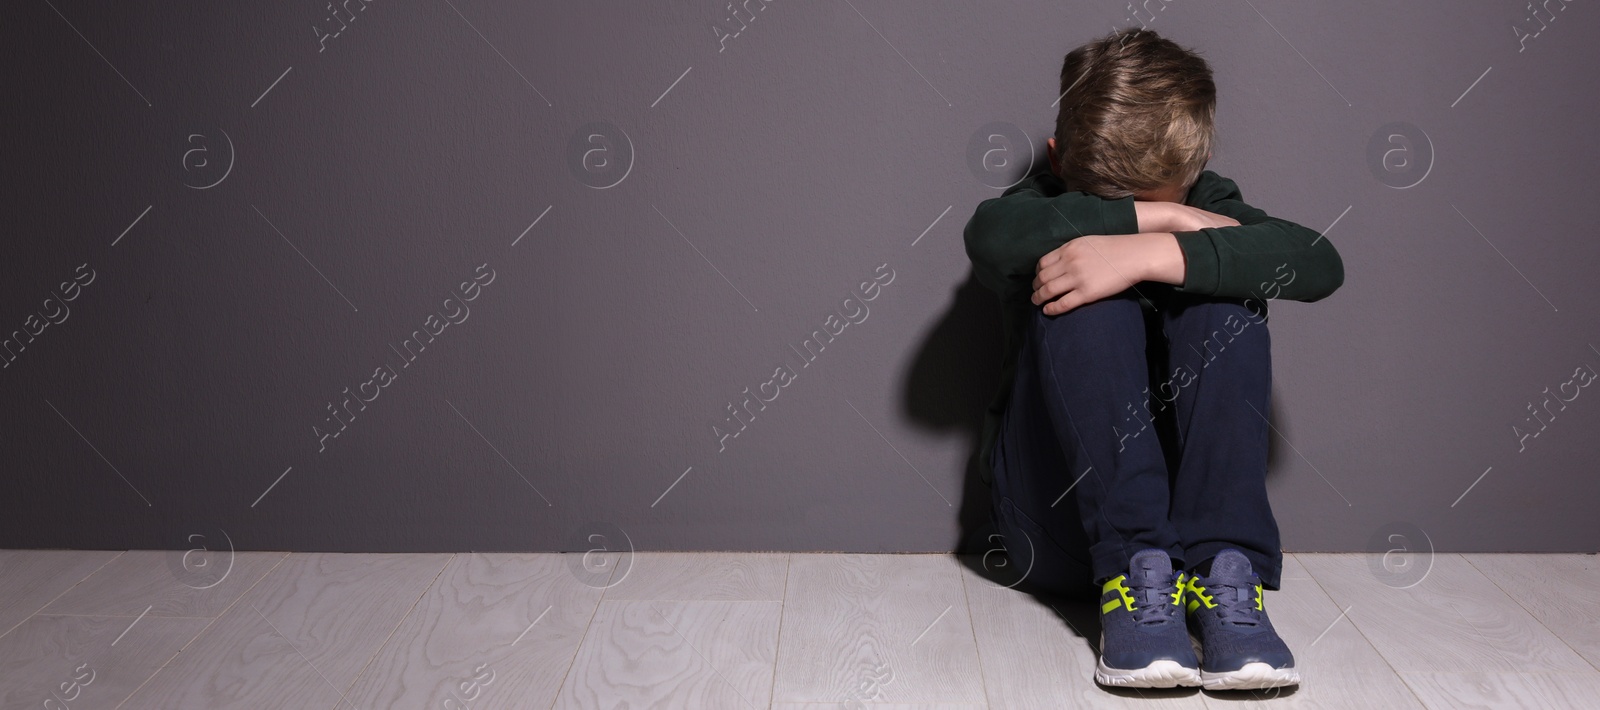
[899,270,1006,553]
[900,143,1285,596]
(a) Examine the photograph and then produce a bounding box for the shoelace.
[1203,579,1263,627]
[1128,575,1183,625]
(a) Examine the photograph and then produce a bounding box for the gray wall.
[4,0,1598,557]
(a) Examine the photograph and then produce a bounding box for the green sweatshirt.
[962,169,1344,486]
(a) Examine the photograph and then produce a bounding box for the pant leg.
[1022,291,1183,583]
[1156,293,1283,589]
[989,312,1098,598]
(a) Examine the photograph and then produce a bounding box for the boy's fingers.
[1031,266,1055,293]
[1043,290,1086,315]
[1031,264,1054,293]
[1031,282,1046,305]
[1034,257,1071,289]
[1031,274,1074,306]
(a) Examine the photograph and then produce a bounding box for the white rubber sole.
[1200,662,1301,690]
[1095,658,1203,688]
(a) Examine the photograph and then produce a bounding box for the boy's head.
[1047,28,1216,201]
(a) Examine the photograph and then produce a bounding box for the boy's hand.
[1031,233,1185,315]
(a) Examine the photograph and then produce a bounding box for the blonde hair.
[1054,28,1216,198]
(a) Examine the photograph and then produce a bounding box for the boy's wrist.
[1136,232,1186,286]
[1132,201,1169,233]
[1133,201,1196,234]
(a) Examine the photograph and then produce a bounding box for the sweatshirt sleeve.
[1171,171,1345,303]
[963,174,1141,304]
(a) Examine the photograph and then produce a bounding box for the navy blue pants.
[990,286,1283,595]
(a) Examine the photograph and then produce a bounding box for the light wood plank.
[1399,671,1600,709]
[773,705,987,709]
[119,552,451,710]
[1273,554,1402,675]
[0,613,210,709]
[42,550,287,618]
[553,599,781,709]
[1466,554,1600,670]
[957,554,1207,709]
[343,553,611,710]
[0,550,122,638]
[1279,551,1315,580]
[1299,553,1591,674]
[773,554,986,705]
[2,551,1587,708]
[601,551,788,601]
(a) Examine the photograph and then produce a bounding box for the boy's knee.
[1169,298,1272,373]
[1031,293,1146,339]
[1172,298,1271,344]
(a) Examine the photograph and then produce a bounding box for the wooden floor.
[0,551,1595,709]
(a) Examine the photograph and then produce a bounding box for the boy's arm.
[1170,170,1345,303]
[962,173,1142,305]
[1031,170,1346,311]
[966,169,1345,309]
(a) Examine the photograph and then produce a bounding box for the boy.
[963,28,1343,690]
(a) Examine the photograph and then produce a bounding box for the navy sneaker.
[1094,549,1202,688]
[1184,549,1301,690]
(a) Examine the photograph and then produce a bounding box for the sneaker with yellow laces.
[1094,548,1202,688]
[1184,548,1301,690]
